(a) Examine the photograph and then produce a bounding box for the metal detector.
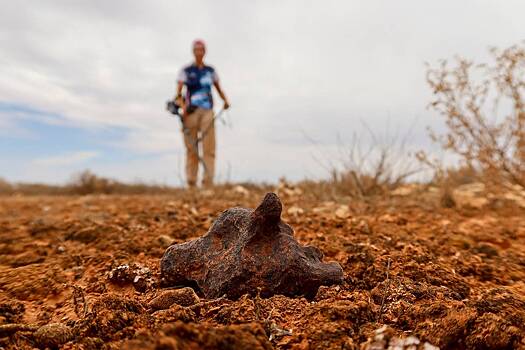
[166,100,227,175]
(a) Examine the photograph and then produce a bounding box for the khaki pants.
[182,108,215,187]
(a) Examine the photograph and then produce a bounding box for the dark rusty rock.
[160,192,343,299]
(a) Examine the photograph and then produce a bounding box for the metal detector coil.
[166,100,182,116]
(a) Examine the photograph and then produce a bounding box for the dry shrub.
[0,178,13,195]
[336,134,420,197]
[439,165,479,187]
[0,171,270,196]
[302,126,421,200]
[0,170,182,196]
[68,170,115,195]
[67,170,181,195]
[434,166,479,208]
[420,42,525,191]
[13,183,65,195]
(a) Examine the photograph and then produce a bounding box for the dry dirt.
[1,187,524,349]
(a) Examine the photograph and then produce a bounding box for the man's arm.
[174,67,187,108]
[174,81,185,109]
[175,81,184,100]
[213,81,230,109]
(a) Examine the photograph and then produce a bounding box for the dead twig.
[0,324,38,337]
[252,289,292,341]
[188,294,227,315]
[66,284,87,318]
[253,288,263,321]
[377,258,392,322]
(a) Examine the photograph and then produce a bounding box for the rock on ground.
[160,192,343,299]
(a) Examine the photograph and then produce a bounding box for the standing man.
[175,39,230,188]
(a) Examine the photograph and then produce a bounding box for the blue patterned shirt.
[177,63,219,110]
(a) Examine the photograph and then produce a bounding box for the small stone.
[148,288,200,310]
[108,263,152,292]
[108,264,131,284]
[335,205,350,219]
[232,185,250,196]
[287,206,304,216]
[66,227,99,243]
[390,184,420,196]
[423,342,440,350]
[200,189,215,198]
[452,182,488,208]
[378,214,407,224]
[34,323,73,349]
[276,179,303,197]
[133,276,148,293]
[403,335,420,345]
[157,235,175,248]
[152,304,197,323]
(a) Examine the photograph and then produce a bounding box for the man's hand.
[175,95,184,107]
[214,81,230,110]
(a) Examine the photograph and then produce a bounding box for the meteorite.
[160,192,344,299]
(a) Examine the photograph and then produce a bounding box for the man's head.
[192,39,206,63]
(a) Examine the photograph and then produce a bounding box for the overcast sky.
[1,0,524,185]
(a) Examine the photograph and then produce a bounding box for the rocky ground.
[0,185,524,349]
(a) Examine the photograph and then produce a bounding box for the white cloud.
[1,0,524,183]
[32,151,99,166]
